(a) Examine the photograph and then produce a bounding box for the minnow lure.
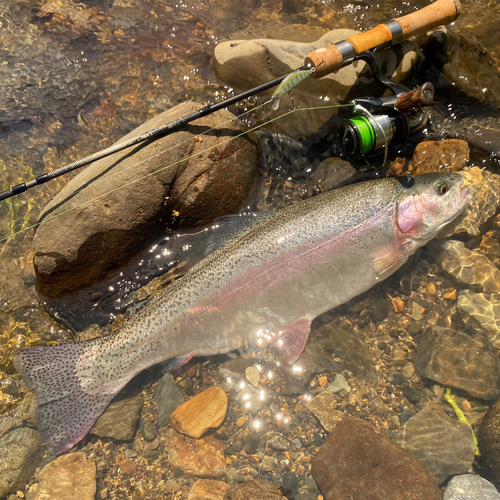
[271,68,314,110]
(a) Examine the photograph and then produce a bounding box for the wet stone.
[261,456,276,472]
[139,409,157,442]
[443,474,500,500]
[396,407,476,484]
[168,429,227,478]
[155,373,185,427]
[266,432,290,452]
[281,472,299,499]
[432,240,500,293]
[409,139,469,175]
[312,417,441,500]
[119,459,136,475]
[401,362,415,379]
[224,479,284,500]
[32,453,96,500]
[457,290,500,349]
[91,396,143,441]
[187,479,230,500]
[171,386,227,439]
[440,167,500,238]
[244,431,260,455]
[479,396,500,488]
[306,391,343,433]
[327,373,351,396]
[413,326,500,400]
[245,366,260,388]
[0,426,43,498]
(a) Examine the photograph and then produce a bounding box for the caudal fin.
[13,341,116,455]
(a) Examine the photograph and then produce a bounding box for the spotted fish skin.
[13,173,469,455]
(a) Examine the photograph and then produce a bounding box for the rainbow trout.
[13,172,469,455]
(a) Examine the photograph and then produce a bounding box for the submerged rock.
[396,407,476,484]
[443,474,500,500]
[457,291,500,349]
[224,479,284,500]
[432,240,500,293]
[440,167,500,238]
[306,391,343,433]
[412,326,500,400]
[33,101,259,298]
[187,479,230,500]
[0,425,43,498]
[213,30,418,138]
[155,373,185,427]
[90,396,143,441]
[389,139,469,176]
[479,396,500,489]
[311,417,441,500]
[170,386,227,439]
[168,429,227,478]
[29,453,96,500]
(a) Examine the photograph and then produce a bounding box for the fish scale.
[13,172,469,455]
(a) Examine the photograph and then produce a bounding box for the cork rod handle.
[305,0,461,78]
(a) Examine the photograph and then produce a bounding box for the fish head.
[395,172,470,241]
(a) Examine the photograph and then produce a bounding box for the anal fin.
[274,318,312,365]
[161,352,197,374]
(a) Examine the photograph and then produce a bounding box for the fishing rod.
[0,0,461,203]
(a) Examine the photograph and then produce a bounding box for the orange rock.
[119,459,136,475]
[318,376,328,388]
[170,386,227,439]
[168,430,227,478]
[187,479,230,500]
[443,288,457,300]
[236,416,248,428]
[389,295,404,313]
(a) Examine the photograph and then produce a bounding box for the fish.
[13,172,470,455]
[271,68,314,110]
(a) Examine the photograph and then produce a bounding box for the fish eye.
[436,182,450,195]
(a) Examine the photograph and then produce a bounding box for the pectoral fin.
[275,318,312,365]
[374,242,411,276]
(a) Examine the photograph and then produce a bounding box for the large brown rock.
[33,101,258,298]
[479,396,500,488]
[311,417,441,500]
[213,30,418,138]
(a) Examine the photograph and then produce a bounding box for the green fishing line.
[350,116,375,155]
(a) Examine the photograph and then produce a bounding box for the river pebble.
[155,373,185,427]
[0,426,43,498]
[168,429,227,478]
[225,479,284,499]
[29,453,96,500]
[90,397,143,441]
[245,366,260,388]
[170,386,227,439]
[327,374,351,396]
[412,326,500,400]
[432,240,500,293]
[443,474,500,500]
[187,479,230,500]
[396,407,476,484]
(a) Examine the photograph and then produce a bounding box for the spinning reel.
[338,51,434,162]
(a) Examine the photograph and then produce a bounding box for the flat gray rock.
[412,326,500,400]
[0,425,43,498]
[90,396,143,441]
[396,407,476,484]
[443,474,500,500]
[155,373,185,427]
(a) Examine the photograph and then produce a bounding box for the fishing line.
[0,99,272,239]
[0,103,353,245]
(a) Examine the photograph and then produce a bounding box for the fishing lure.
[271,68,314,110]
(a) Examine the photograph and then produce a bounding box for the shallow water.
[2,0,500,495]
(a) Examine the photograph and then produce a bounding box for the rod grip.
[395,82,435,112]
[305,0,461,78]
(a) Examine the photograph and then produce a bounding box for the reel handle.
[395,82,435,113]
[305,0,461,78]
